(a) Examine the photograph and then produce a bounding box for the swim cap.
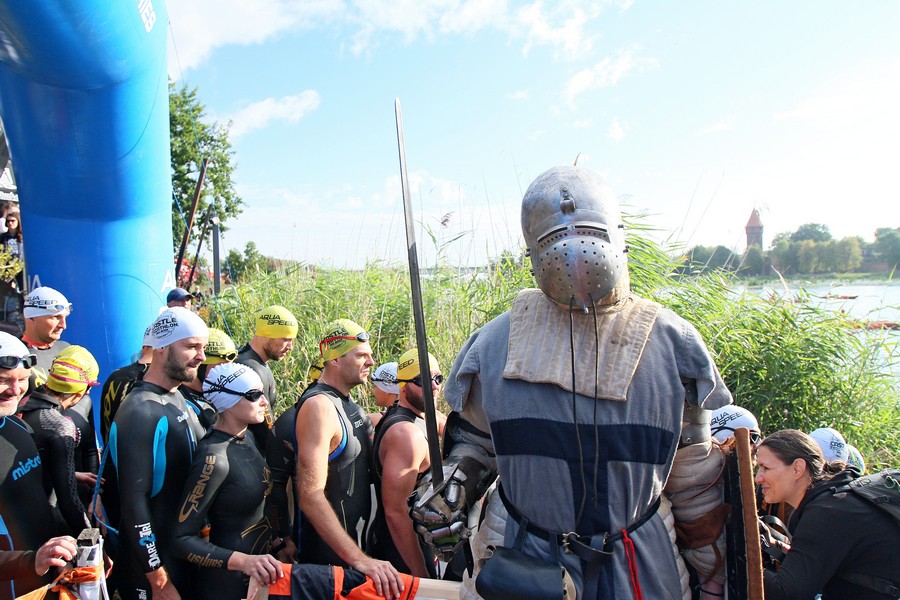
[203,328,238,365]
[47,346,100,395]
[23,286,72,319]
[319,319,369,361]
[150,307,209,349]
[845,444,866,473]
[710,405,761,443]
[203,363,264,412]
[371,362,400,395]
[0,332,34,369]
[308,355,325,382]
[142,323,154,348]
[255,306,298,339]
[809,427,849,463]
[396,348,439,388]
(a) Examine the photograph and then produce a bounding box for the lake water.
[738,281,900,324]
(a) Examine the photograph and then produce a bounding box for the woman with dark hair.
[756,429,899,599]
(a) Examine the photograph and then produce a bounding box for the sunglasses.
[318,331,370,355]
[715,426,762,445]
[0,354,37,369]
[207,350,238,362]
[204,383,265,403]
[23,302,73,314]
[400,373,445,387]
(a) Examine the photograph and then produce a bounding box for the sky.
[167,1,900,269]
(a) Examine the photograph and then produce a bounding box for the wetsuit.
[235,345,276,452]
[368,404,436,576]
[99,360,147,446]
[179,385,218,433]
[173,428,273,599]
[266,403,299,545]
[103,381,204,599]
[295,382,373,567]
[18,390,88,536]
[0,415,57,600]
[63,393,99,508]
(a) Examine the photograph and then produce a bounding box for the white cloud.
[696,116,735,136]
[608,117,625,141]
[167,0,342,75]
[506,90,530,102]
[562,48,658,107]
[227,91,321,139]
[572,117,593,129]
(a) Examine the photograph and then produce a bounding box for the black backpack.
[833,468,900,527]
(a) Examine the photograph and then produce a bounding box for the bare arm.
[380,422,431,577]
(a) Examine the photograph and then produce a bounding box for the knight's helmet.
[522,166,627,311]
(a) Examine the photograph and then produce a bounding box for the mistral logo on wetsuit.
[11,453,41,480]
[178,455,216,522]
[136,522,161,569]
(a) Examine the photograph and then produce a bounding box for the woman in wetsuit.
[172,362,283,599]
[18,345,99,536]
[756,429,900,600]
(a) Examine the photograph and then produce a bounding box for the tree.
[224,242,274,283]
[874,227,900,269]
[684,245,736,273]
[169,81,243,252]
[790,223,832,243]
[739,246,766,276]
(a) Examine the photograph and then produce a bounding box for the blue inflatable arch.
[0,0,176,380]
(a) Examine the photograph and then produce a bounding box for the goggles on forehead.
[318,331,370,356]
[714,426,762,445]
[399,373,445,387]
[204,383,265,403]
[23,302,73,314]
[0,354,38,369]
[207,349,238,362]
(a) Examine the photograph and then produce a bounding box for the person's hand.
[153,581,181,600]
[146,568,181,600]
[234,553,284,586]
[273,537,297,564]
[74,471,101,489]
[34,536,77,575]
[352,555,404,599]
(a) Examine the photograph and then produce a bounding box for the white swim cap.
[809,427,849,463]
[710,405,761,443]
[150,307,209,349]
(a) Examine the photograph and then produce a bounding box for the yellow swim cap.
[319,319,369,361]
[47,346,100,395]
[308,355,325,382]
[255,305,298,339]
[203,328,238,365]
[397,348,439,388]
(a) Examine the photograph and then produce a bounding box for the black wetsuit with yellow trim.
[295,382,373,567]
[102,381,204,600]
[0,415,58,600]
[99,360,148,445]
[368,404,436,576]
[173,428,272,600]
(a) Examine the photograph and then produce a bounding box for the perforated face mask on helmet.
[521,166,627,311]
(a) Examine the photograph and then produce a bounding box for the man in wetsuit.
[99,322,153,445]
[18,345,99,536]
[0,332,58,600]
[368,348,440,577]
[236,305,297,451]
[103,307,208,600]
[294,319,404,599]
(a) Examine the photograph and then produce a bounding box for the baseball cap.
[47,346,100,395]
[0,332,36,369]
[23,286,72,319]
[809,427,849,463]
[710,405,761,444]
[319,319,369,361]
[149,307,209,349]
[396,348,440,388]
[371,362,400,395]
[203,363,264,412]
[255,306,298,339]
[203,328,238,365]
[166,288,194,304]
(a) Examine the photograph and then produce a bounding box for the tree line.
[680,223,900,277]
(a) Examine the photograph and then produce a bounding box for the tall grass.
[202,218,899,470]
